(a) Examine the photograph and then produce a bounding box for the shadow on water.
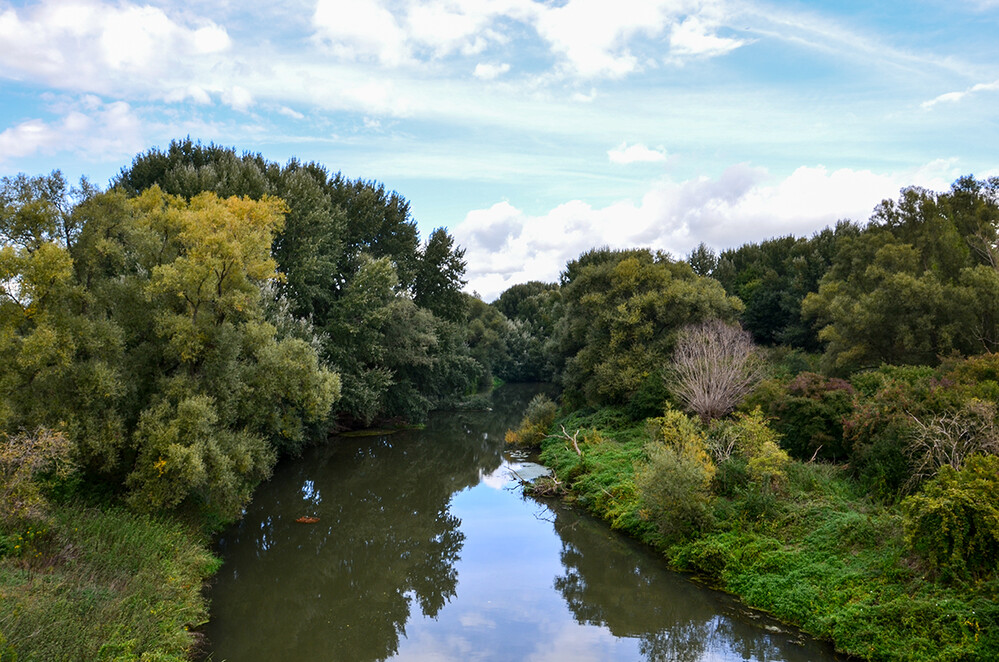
[204,384,847,661]
[547,501,845,661]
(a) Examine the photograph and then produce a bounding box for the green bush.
[505,394,558,447]
[746,372,854,461]
[635,409,715,541]
[902,454,999,581]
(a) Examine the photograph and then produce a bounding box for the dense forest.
[1,140,998,660]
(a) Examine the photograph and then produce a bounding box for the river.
[203,384,846,661]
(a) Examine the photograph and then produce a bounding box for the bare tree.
[670,319,766,422]
[905,400,999,490]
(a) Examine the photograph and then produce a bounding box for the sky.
[1,0,998,299]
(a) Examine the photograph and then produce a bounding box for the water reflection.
[549,504,840,661]
[205,385,845,662]
[205,386,544,661]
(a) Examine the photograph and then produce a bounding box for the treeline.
[2,138,997,659]
[495,176,999,660]
[1,139,485,526]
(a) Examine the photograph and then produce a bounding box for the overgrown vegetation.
[0,502,218,662]
[3,144,997,660]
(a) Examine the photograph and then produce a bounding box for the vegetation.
[501,174,999,661]
[3,140,998,660]
[0,144,481,660]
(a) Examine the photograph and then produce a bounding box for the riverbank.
[533,406,999,662]
[0,502,217,661]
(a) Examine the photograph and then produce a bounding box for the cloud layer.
[454,161,962,300]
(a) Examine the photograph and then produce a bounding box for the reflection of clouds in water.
[523,622,623,662]
[479,467,510,490]
[480,461,553,491]
[459,611,498,629]
[394,631,478,662]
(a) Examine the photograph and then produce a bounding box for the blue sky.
[1,0,997,298]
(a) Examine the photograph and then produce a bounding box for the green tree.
[114,140,475,425]
[555,248,743,408]
[803,178,999,372]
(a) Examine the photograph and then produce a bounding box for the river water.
[204,384,846,661]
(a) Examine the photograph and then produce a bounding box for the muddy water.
[204,384,845,661]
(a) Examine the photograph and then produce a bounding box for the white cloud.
[608,142,668,164]
[0,100,144,164]
[669,15,744,58]
[278,106,305,120]
[454,161,961,300]
[473,62,511,80]
[310,0,742,78]
[922,80,999,108]
[222,85,254,112]
[313,0,410,65]
[0,0,230,91]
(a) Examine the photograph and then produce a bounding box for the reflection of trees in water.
[550,506,829,662]
[205,384,547,662]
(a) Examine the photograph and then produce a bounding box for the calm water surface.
[204,384,846,661]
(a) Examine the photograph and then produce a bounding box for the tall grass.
[0,502,219,661]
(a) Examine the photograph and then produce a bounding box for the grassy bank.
[535,407,999,662]
[0,503,219,661]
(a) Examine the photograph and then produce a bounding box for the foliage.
[903,454,999,581]
[803,179,999,373]
[711,225,855,350]
[114,140,475,425]
[0,428,75,525]
[491,281,561,382]
[709,408,790,490]
[635,409,716,541]
[555,248,743,407]
[669,319,766,421]
[904,399,999,489]
[745,372,855,461]
[505,393,557,448]
[2,179,339,521]
[538,407,999,661]
[0,502,218,662]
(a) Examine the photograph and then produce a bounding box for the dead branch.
[547,425,583,456]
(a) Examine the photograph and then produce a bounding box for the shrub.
[905,399,999,488]
[635,409,716,541]
[1,428,75,526]
[745,372,854,461]
[902,454,999,581]
[505,394,558,447]
[709,408,790,491]
[670,320,766,422]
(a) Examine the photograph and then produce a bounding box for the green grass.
[536,408,999,662]
[0,503,219,662]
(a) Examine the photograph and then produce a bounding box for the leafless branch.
[670,319,767,422]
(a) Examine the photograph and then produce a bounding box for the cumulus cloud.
[0,0,230,92]
[922,80,999,108]
[0,99,145,164]
[608,142,668,164]
[454,161,961,300]
[310,0,742,77]
[473,62,511,80]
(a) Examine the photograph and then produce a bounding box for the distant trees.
[803,178,999,373]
